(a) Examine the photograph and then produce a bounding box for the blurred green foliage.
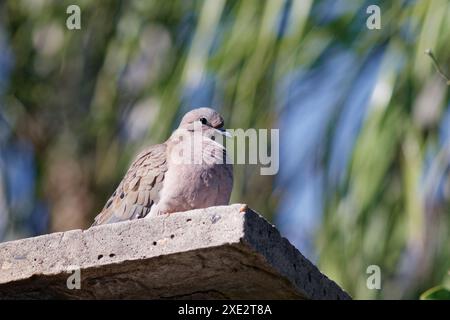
[0,0,449,299]
[421,285,450,300]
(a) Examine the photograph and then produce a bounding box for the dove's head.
[178,107,231,140]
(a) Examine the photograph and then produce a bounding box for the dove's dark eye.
[199,117,207,125]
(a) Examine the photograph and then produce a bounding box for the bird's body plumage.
[92,108,233,226]
[92,143,168,226]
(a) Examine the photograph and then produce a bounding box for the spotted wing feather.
[92,143,167,226]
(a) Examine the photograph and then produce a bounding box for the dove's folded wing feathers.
[92,143,167,226]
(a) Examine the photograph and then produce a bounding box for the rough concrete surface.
[0,204,351,299]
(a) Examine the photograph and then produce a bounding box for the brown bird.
[91,107,233,226]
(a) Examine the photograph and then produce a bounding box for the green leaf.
[420,286,450,300]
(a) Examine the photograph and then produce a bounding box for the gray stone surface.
[0,204,351,299]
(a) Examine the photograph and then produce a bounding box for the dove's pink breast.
[150,137,233,216]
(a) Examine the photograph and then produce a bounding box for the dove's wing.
[92,143,167,226]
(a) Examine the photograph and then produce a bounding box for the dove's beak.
[215,128,232,138]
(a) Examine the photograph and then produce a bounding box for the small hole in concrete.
[98,255,103,260]
[186,219,192,222]
[152,241,157,246]
[211,214,220,224]
[293,263,297,270]
[109,253,115,258]
[170,234,175,239]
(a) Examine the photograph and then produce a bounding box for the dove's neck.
[167,129,227,166]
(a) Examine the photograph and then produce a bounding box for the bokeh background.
[0,0,449,299]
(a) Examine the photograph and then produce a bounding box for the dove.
[91,107,233,226]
